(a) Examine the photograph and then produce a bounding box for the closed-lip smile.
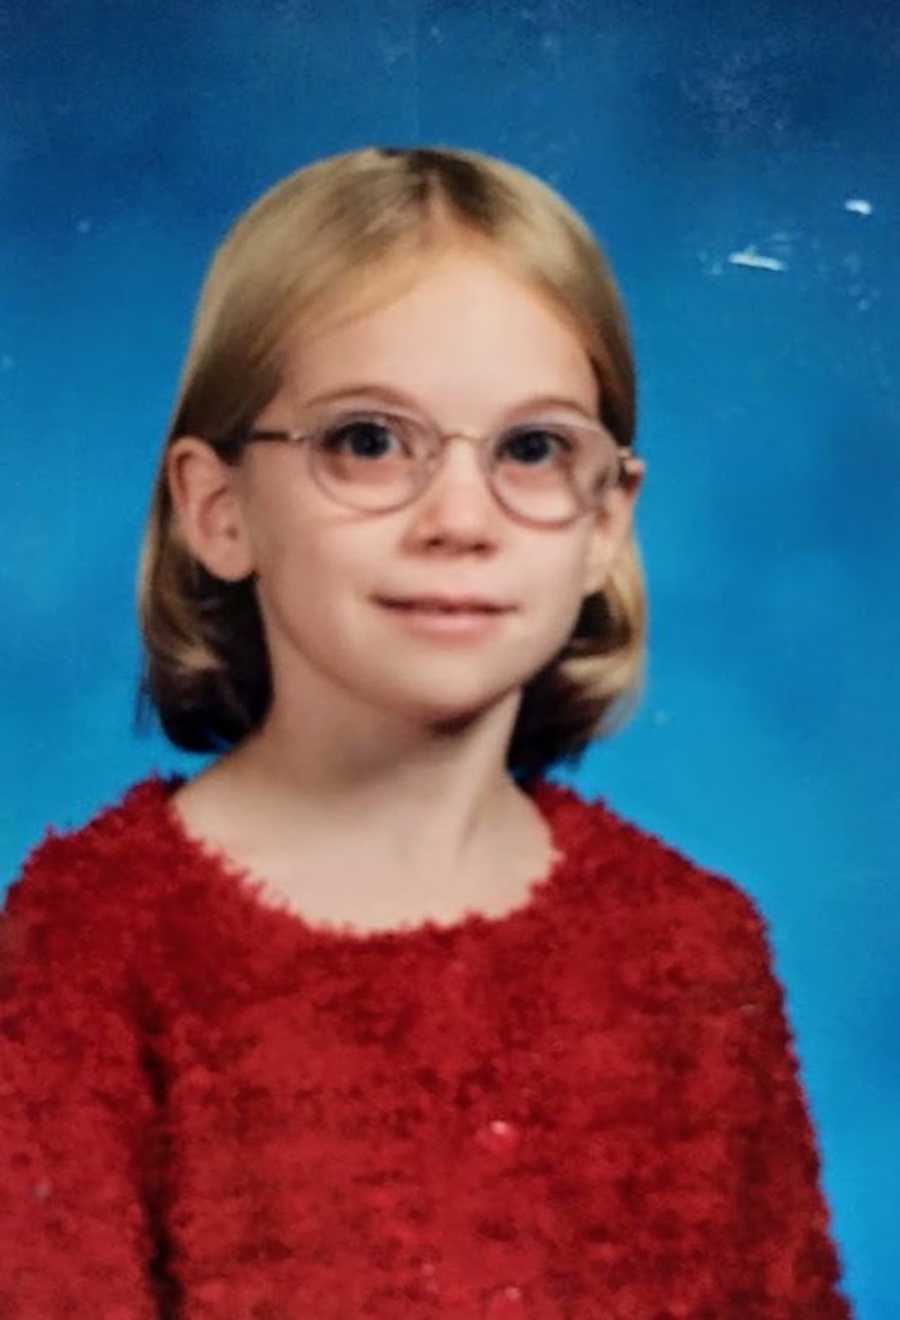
[376,595,513,613]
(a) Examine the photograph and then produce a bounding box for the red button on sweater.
[0,777,852,1318]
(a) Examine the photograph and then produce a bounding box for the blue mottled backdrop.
[2,1,897,1314]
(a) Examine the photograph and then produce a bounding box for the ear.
[582,458,645,598]
[166,437,256,582]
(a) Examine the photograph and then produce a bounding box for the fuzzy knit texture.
[1,775,852,1319]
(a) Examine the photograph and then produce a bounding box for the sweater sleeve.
[0,834,164,1319]
[715,889,852,1317]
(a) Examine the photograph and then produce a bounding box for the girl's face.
[176,245,643,730]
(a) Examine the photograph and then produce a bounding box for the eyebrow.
[298,382,598,422]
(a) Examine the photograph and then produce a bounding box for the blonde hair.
[136,145,646,782]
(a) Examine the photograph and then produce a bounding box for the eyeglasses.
[230,406,638,527]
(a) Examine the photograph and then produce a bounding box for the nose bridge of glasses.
[419,426,506,501]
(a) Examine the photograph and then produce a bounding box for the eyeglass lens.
[308,410,618,521]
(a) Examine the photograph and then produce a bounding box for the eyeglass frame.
[216,407,640,528]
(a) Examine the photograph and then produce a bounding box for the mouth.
[376,596,513,615]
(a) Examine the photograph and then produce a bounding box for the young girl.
[2,147,851,1317]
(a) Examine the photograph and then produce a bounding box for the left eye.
[498,427,572,465]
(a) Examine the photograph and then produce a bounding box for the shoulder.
[535,778,774,975]
[2,777,182,967]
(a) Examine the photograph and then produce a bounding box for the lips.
[377,596,512,614]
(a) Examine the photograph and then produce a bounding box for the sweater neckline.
[142,772,580,948]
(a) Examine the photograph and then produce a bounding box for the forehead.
[279,245,598,416]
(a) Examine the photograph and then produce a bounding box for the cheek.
[545,532,596,604]
[251,509,371,648]
[244,471,342,589]
[256,529,337,617]
[524,540,597,648]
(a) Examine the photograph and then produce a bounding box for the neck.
[213,684,528,876]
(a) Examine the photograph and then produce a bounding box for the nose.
[406,434,501,545]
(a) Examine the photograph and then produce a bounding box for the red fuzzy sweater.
[1,776,851,1319]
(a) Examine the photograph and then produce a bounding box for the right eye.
[318,415,409,460]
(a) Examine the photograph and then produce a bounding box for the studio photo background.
[2,2,897,1315]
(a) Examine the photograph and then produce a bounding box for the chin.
[398,681,523,732]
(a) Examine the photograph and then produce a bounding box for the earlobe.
[166,437,255,582]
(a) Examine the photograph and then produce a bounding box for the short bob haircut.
[136,145,646,784]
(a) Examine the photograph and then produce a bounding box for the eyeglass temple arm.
[240,428,307,445]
